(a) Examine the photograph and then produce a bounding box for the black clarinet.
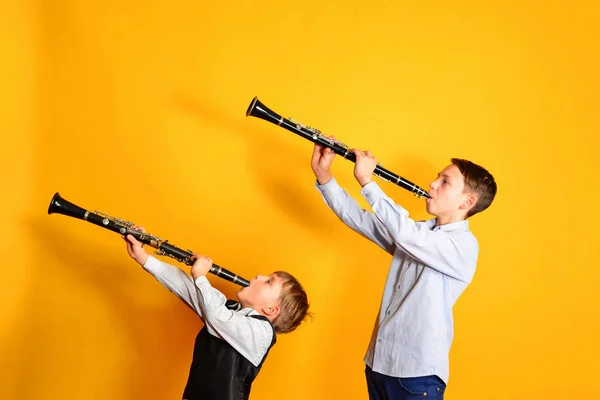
[246,97,430,199]
[47,193,250,287]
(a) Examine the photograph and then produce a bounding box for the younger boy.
[124,228,310,400]
[311,144,497,399]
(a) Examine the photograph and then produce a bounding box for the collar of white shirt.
[425,218,470,232]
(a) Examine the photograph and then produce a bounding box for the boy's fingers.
[126,234,143,246]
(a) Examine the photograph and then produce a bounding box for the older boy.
[311,145,496,400]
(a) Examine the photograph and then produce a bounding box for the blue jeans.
[365,365,446,400]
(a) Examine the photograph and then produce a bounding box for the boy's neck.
[239,300,252,310]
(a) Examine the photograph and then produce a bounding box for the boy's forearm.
[316,178,395,254]
[142,256,205,317]
[193,276,226,315]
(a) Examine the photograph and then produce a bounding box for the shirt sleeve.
[360,182,479,283]
[316,178,396,255]
[142,256,204,318]
[194,276,275,367]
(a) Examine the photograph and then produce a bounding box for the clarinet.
[246,97,430,199]
[47,192,250,287]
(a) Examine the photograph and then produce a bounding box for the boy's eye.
[267,280,271,285]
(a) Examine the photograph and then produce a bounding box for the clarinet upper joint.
[314,130,351,151]
[93,211,133,227]
[289,117,320,135]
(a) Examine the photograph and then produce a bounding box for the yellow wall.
[2,1,598,399]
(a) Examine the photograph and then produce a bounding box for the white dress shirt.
[317,178,479,383]
[142,256,274,367]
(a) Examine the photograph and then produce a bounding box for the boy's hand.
[191,254,213,280]
[311,136,337,184]
[352,149,377,187]
[124,225,149,266]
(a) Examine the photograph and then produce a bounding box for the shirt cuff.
[360,181,388,207]
[194,275,210,289]
[315,177,344,196]
[142,255,161,272]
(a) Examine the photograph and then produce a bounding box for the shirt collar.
[227,300,263,317]
[425,218,470,232]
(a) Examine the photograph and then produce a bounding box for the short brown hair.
[451,158,497,218]
[271,271,311,334]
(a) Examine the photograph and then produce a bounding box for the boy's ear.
[460,193,478,211]
[263,304,280,318]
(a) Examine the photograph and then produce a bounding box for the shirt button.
[397,285,401,289]
[423,393,427,397]
[377,338,382,343]
[387,311,391,315]
[437,388,440,392]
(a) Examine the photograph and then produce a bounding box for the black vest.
[182,301,276,400]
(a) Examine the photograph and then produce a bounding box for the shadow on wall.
[4,215,204,399]
[172,93,351,235]
[173,93,437,226]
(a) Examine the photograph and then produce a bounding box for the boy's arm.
[142,256,205,318]
[194,276,274,367]
[361,182,479,283]
[316,177,396,255]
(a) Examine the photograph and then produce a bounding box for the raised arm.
[142,256,206,317]
[312,141,395,254]
[124,230,206,317]
[317,178,395,254]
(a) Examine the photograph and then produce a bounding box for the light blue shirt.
[317,178,479,383]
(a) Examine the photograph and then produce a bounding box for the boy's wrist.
[134,252,149,266]
[316,172,333,185]
[357,176,373,187]
[191,269,205,280]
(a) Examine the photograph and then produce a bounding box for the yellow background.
[1,1,598,399]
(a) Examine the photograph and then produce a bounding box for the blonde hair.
[271,271,311,334]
